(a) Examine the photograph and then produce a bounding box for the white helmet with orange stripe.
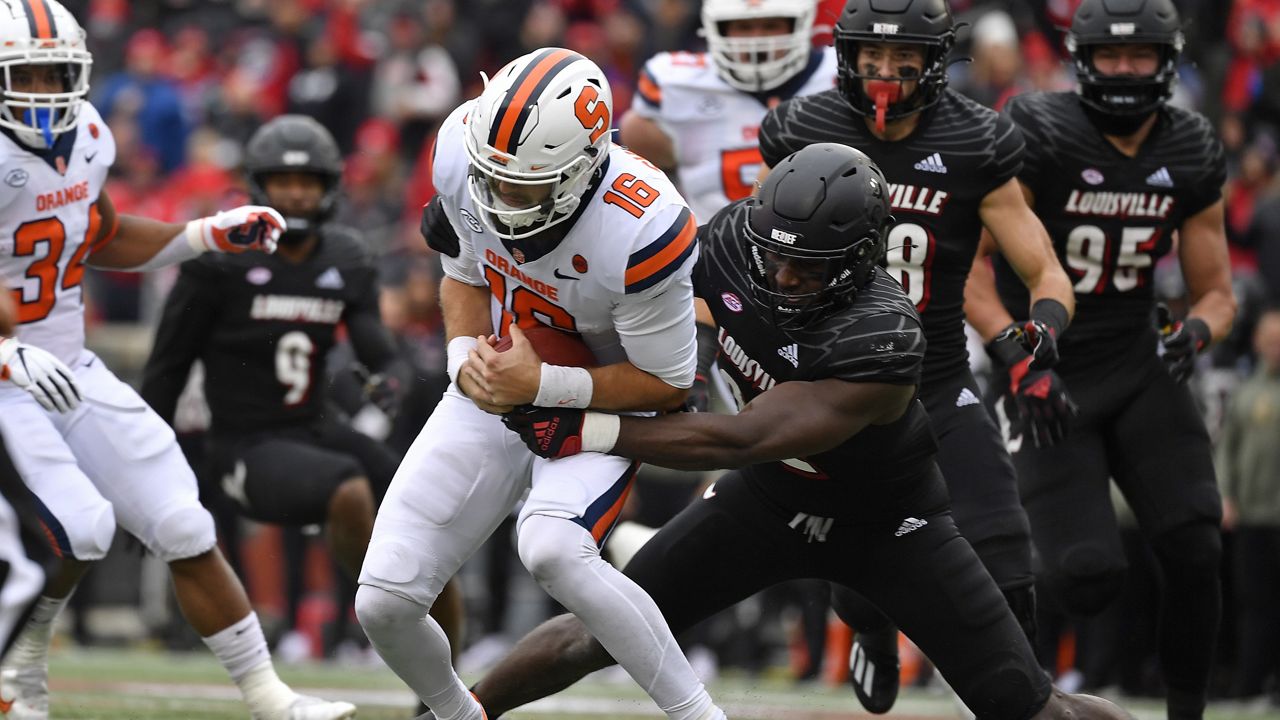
[0,0,91,149]
[464,47,612,240]
[702,0,817,93]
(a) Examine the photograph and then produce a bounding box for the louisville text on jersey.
[1064,190,1175,219]
[887,184,949,216]
[249,295,345,324]
[719,327,778,392]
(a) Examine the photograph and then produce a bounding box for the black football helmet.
[746,143,891,329]
[1068,0,1183,133]
[834,0,957,130]
[245,115,344,241]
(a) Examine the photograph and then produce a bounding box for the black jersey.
[143,226,395,436]
[695,201,939,520]
[995,92,1225,360]
[759,88,1023,386]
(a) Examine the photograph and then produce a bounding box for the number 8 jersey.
[434,99,700,389]
[0,101,114,366]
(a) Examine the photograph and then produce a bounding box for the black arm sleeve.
[345,269,399,375]
[141,260,221,426]
[421,195,461,257]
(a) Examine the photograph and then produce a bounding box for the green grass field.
[35,646,1280,720]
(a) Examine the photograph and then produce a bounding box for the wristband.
[1029,298,1069,339]
[987,323,1031,368]
[534,363,594,409]
[580,412,621,453]
[447,336,479,387]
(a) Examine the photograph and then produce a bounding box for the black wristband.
[987,323,1031,368]
[695,321,719,380]
[1029,298,1069,338]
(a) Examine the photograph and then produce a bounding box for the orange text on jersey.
[35,181,90,213]
[484,249,559,301]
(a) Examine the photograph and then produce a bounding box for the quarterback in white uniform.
[0,1,354,718]
[623,0,836,221]
[355,49,727,720]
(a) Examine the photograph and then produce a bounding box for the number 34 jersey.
[994,92,1225,361]
[0,102,115,366]
[433,101,700,389]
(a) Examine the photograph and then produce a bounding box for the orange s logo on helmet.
[574,85,610,144]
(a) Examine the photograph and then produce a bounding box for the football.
[495,324,598,367]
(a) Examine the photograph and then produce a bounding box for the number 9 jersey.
[0,101,114,366]
[433,97,700,389]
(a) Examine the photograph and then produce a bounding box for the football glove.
[503,405,589,459]
[362,372,402,419]
[1022,298,1069,371]
[989,324,1077,448]
[0,337,82,413]
[187,206,285,254]
[421,196,461,258]
[1156,304,1210,385]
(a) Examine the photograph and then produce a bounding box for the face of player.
[6,63,65,96]
[262,171,326,218]
[1089,43,1161,77]
[763,251,828,303]
[723,16,794,62]
[857,41,925,100]
[489,177,555,211]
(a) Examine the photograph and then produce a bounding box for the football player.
[754,0,1076,711]
[623,0,835,221]
[965,1,1235,717]
[140,115,463,652]
[485,143,1137,720]
[0,2,354,718]
[354,49,728,720]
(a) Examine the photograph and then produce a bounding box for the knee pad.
[151,506,216,562]
[74,502,116,560]
[516,514,595,591]
[1152,521,1222,585]
[1047,544,1126,616]
[354,584,427,639]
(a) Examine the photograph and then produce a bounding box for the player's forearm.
[440,277,493,340]
[964,254,1017,341]
[1186,287,1237,344]
[87,214,187,270]
[611,412,769,471]
[587,362,687,412]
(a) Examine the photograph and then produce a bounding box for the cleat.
[0,665,48,719]
[849,629,899,714]
[252,694,358,720]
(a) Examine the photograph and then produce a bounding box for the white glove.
[0,337,82,413]
[185,205,285,254]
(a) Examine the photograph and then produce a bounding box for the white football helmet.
[702,0,817,93]
[0,0,90,149]
[464,48,612,240]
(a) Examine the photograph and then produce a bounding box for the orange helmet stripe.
[489,48,578,155]
[22,0,55,40]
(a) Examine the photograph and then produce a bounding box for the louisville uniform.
[621,202,1054,718]
[993,91,1225,674]
[0,102,217,563]
[759,88,1034,593]
[359,101,699,606]
[142,226,400,523]
[631,47,836,220]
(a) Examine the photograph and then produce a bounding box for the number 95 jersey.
[0,102,114,366]
[433,101,700,389]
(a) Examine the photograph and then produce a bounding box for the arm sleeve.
[827,310,926,386]
[758,104,796,168]
[345,267,399,374]
[438,210,484,286]
[981,111,1025,195]
[1185,119,1227,217]
[140,260,220,426]
[632,62,663,117]
[1003,97,1045,195]
[612,258,699,388]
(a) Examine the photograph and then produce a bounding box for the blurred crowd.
[63,0,1280,709]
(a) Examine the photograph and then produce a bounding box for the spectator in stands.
[94,28,189,173]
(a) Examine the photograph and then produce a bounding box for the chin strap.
[865,80,902,133]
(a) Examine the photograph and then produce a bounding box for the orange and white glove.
[0,337,81,413]
[185,206,285,255]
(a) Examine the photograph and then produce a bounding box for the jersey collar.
[0,123,79,174]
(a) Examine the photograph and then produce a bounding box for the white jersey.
[0,102,115,366]
[631,48,837,220]
[435,101,698,387]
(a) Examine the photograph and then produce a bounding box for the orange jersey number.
[603,173,660,219]
[9,202,102,324]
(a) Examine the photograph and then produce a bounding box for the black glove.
[503,405,588,459]
[1155,304,1211,384]
[363,372,402,419]
[420,195,460,257]
[1021,298,1069,370]
[989,324,1078,448]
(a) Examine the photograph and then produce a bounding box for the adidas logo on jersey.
[913,153,947,174]
[777,343,799,368]
[955,387,980,408]
[1145,166,1174,188]
[315,267,345,289]
[894,517,928,537]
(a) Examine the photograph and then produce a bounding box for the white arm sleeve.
[611,267,698,389]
